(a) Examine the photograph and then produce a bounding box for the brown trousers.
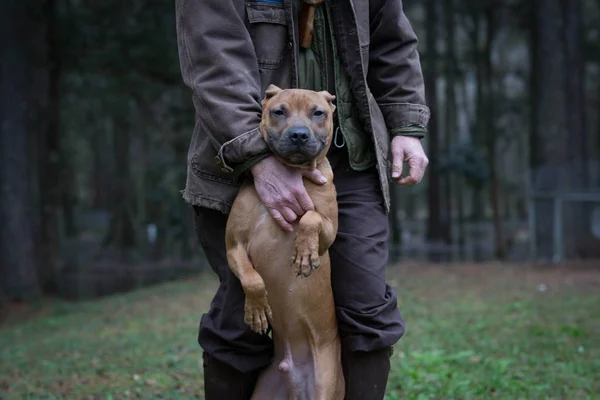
[193,146,405,373]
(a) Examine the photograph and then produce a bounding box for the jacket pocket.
[246,1,288,70]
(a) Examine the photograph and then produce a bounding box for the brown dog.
[224,85,343,400]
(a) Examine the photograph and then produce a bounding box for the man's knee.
[328,181,405,352]
[334,282,405,352]
[330,235,405,352]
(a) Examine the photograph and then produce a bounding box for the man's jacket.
[175,0,430,214]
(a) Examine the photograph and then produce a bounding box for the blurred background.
[2,0,598,303]
[1,1,599,398]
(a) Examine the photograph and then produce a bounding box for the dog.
[224,85,344,400]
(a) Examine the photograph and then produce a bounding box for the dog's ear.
[262,85,283,106]
[318,90,336,112]
[318,90,335,102]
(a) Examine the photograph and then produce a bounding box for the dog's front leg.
[292,210,336,277]
[227,245,272,334]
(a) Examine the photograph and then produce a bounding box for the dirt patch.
[0,300,56,327]
[387,260,600,300]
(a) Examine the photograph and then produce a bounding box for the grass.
[1,262,599,399]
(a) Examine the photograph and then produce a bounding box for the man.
[174,0,430,398]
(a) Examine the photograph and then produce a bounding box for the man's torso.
[182,0,393,214]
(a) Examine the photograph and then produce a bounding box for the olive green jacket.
[299,2,378,171]
[175,0,430,214]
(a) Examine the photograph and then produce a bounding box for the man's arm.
[367,0,430,138]
[175,0,268,173]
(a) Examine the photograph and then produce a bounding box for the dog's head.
[260,85,336,169]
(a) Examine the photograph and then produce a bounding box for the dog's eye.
[313,110,326,117]
[271,109,285,117]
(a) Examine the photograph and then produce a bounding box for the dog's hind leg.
[227,244,272,334]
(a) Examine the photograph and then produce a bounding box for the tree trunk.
[37,0,62,293]
[471,11,486,221]
[529,0,539,177]
[562,0,597,257]
[457,68,471,257]
[92,128,111,210]
[598,78,600,189]
[563,0,587,181]
[532,0,568,173]
[425,0,442,247]
[443,0,456,245]
[61,154,77,237]
[0,0,42,301]
[456,176,466,259]
[531,0,568,260]
[597,0,600,188]
[483,6,505,259]
[104,114,135,257]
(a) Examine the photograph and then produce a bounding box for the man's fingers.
[398,158,427,186]
[391,148,404,180]
[413,156,428,182]
[390,136,430,186]
[292,185,315,213]
[279,206,298,224]
[302,169,328,185]
[398,175,418,185]
[391,161,404,180]
[268,209,294,232]
[282,194,304,216]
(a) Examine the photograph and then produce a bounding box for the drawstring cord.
[333,126,345,148]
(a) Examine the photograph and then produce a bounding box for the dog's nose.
[287,127,310,145]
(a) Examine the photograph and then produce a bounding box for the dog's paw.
[292,234,320,278]
[244,293,272,334]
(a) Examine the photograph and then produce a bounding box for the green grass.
[1,262,599,399]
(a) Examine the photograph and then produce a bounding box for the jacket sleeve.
[367,0,430,138]
[175,0,269,173]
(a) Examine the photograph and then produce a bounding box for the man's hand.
[251,156,328,232]
[390,136,429,185]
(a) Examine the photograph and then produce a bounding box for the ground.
[1,261,599,400]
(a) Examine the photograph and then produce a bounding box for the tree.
[425,0,443,246]
[443,0,457,245]
[458,0,506,258]
[530,0,596,259]
[0,0,43,301]
[530,0,568,259]
[562,0,594,257]
[104,108,136,257]
[482,3,506,259]
[563,0,587,184]
[37,0,62,293]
